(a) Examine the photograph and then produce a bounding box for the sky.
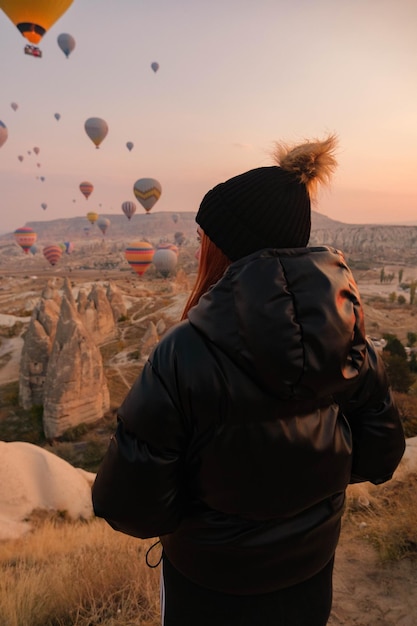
[1,0,417,236]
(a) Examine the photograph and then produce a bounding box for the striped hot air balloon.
[80,181,93,200]
[125,241,154,277]
[43,244,63,266]
[14,226,37,253]
[121,200,136,220]
[133,178,162,213]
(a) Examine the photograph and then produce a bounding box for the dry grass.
[0,516,161,626]
[344,472,417,562]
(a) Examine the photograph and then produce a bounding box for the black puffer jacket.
[92,246,405,594]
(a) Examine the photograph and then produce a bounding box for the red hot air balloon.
[79,181,93,200]
[125,241,154,276]
[43,244,63,266]
[14,226,37,253]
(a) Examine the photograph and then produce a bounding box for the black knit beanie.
[196,166,311,261]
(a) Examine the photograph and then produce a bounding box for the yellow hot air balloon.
[86,211,98,225]
[0,0,74,45]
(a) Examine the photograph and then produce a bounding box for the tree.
[398,269,404,283]
[382,353,416,393]
[407,332,417,347]
[410,281,417,305]
[380,267,385,284]
[383,334,407,359]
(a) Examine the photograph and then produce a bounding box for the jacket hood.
[188,246,366,399]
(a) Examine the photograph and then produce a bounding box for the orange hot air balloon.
[43,244,62,266]
[125,241,154,277]
[0,0,74,45]
[79,181,93,200]
[14,226,37,253]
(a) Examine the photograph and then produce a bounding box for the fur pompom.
[273,133,338,199]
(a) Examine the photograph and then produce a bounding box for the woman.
[92,134,405,626]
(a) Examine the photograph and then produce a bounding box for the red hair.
[181,232,231,320]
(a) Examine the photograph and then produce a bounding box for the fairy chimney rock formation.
[77,283,116,345]
[106,282,127,322]
[62,277,77,309]
[42,296,110,439]
[18,297,60,410]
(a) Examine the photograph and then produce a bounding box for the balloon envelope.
[14,226,37,253]
[64,241,74,254]
[126,141,134,152]
[54,113,61,120]
[121,201,136,220]
[153,248,178,277]
[97,216,110,235]
[43,244,62,266]
[18,155,24,162]
[125,241,154,276]
[0,121,8,148]
[80,181,94,200]
[41,202,47,210]
[133,178,162,212]
[33,146,40,155]
[151,62,159,72]
[84,117,108,149]
[86,211,98,225]
[11,102,18,111]
[57,32,75,57]
[0,0,74,45]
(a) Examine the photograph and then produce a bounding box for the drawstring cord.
[145,539,163,568]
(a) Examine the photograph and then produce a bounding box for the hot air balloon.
[14,226,37,254]
[41,202,47,210]
[57,32,75,57]
[83,226,91,236]
[43,244,62,266]
[18,155,24,162]
[0,0,74,45]
[133,178,162,213]
[86,211,98,225]
[64,241,74,254]
[40,176,45,181]
[125,241,154,277]
[29,244,38,255]
[84,117,108,149]
[97,216,110,235]
[153,248,178,278]
[126,141,134,152]
[121,200,136,221]
[151,62,159,73]
[0,121,8,148]
[33,146,40,155]
[171,213,179,224]
[54,113,61,121]
[79,181,94,200]
[11,102,18,111]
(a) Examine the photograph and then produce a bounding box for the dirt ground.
[330,528,417,625]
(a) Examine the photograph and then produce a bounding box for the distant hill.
[2,210,417,262]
